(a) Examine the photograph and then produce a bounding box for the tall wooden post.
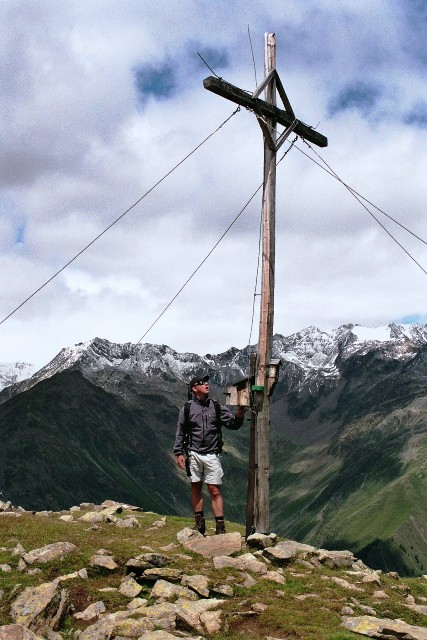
[245,352,257,538]
[254,33,277,533]
[203,32,327,537]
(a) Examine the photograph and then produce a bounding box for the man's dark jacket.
[174,397,244,456]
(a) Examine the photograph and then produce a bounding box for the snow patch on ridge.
[350,324,412,343]
[0,361,36,389]
[352,325,392,343]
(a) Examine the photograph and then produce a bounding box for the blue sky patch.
[328,82,382,117]
[15,223,25,247]
[134,62,176,103]
[194,45,229,74]
[404,101,427,128]
[397,313,427,325]
[404,0,427,64]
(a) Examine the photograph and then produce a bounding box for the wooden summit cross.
[204,33,327,535]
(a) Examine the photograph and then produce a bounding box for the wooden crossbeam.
[203,76,327,148]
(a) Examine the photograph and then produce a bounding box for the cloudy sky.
[1,0,427,368]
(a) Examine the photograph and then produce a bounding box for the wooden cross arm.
[203,76,328,148]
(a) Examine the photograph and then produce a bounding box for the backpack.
[182,399,223,454]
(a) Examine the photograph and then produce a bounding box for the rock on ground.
[180,530,242,558]
[341,615,427,639]
[213,553,268,574]
[22,542,77,565]
[10,581,69,633]
[174,598,225,634]
[74,601,106,621]
[0,626,45,640]
[90,555,119,571]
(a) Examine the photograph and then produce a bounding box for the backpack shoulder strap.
[182,401,192,456]
[212,399,224,452]
[212,399,221,424]
[183,401,191,431]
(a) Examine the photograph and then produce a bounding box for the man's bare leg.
[191,481,204,512]
[208,484,226,534]
[207,484,223,517]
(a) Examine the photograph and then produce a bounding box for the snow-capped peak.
[273,322,427,385]
[2,322,427,396]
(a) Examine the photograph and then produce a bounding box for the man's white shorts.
[188,452,224,485]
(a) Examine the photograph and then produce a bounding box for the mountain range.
[1,322,427,577]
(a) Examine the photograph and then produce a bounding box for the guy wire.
[247,25,258,86]
[298,139,427,277]
[101,179,264,388]
[250,106,427,247]
[0,107,241,328]
[297,140,427,245]
[197,53,221,78]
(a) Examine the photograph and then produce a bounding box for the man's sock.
[215,516,226,534]
[193,511,206,534]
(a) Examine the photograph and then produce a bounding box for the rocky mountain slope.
[1,498,427,640]
[1,323,427,577]
[3,323,427,397]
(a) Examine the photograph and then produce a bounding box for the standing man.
[174,374,246,535]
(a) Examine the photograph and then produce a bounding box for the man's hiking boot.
[192,513,206,535]
[215,519,226,535]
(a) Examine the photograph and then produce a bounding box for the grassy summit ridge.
[0,502,427,640]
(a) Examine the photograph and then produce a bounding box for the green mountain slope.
[0,369,188,513]
[268,351,427,576]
